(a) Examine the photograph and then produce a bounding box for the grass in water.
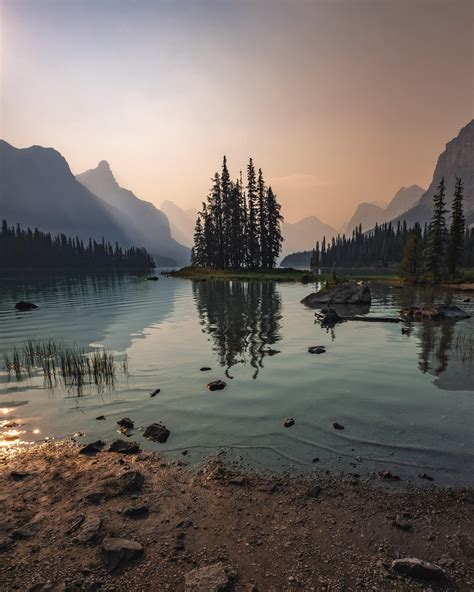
[3,340,127,393]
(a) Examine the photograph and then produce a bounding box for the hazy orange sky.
[1,0,473,227]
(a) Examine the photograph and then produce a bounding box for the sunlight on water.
[0,270,473,485]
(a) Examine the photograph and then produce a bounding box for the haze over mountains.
[160,200,197,248]
[345,185,425,235]
[0,141,189,266]
[77,162,189,265]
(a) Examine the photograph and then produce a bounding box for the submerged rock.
[102,537,143,572]
[117,417,134,430]
[147,276,159,281]
[301,282,371,307]
[391,557,445,581]
[150,388,161,397]
[401,304,470,321]
[333,422,345,430]
[15,301,38,311]
[206,380,227,391]
[200,367,212,371]
[283,417,295,428]
[143,423,170,443]
[184,562,231,592]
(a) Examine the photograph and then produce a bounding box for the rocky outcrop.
[301,282,371,307]
[401,305,470,321]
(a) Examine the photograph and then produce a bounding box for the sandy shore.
[0,441,473,591]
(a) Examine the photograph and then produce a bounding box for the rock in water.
[108,440,140,454]
[308,346,326,354]
[301,282,371,307]
[15,301,38,311]
[391,558,445,581]
[283,417,295,428]
[79,440,105,456]
[117,417,134,430]
[184,562,231,592]
[102,537,143,572]
[401,304,470,321]
[333,422,345,430]
[206,380,227,391]
[143,423,170,443]
[147,276,159,281]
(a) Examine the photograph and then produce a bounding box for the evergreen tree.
[425,177,448,281]
[192,214,205,266]
[246,158,259,268]
[257,168,268,267]
[401,223,423,282]
[265,186,283,268]
[448,177,465,277]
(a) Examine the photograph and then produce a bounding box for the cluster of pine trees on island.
[191,157,283,269]
[305,177,472,283]
[0,220,155,269]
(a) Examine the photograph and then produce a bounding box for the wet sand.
[0,441,473,591]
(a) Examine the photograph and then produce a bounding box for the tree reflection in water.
[192,280,282,379]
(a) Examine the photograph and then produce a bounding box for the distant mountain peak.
[98,160,111,171]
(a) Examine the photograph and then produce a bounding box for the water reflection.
[192,280,282,379]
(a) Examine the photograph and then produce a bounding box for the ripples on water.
[0,270,473,485]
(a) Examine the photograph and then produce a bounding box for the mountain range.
[0,141,189,266]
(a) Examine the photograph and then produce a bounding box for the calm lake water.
[1,271,473,486]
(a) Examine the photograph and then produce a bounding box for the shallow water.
[1,271,473,485]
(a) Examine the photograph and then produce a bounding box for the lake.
[1,271,473,486]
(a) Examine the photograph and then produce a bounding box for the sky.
[1,0,473,227]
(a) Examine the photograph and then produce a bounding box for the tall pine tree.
[448,177,465,277]
[426,177,448,282]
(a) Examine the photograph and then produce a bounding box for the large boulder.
[301,282,371,307]
[401,304,470,321]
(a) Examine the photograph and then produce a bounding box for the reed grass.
[3,339,127,393]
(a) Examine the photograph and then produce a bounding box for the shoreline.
[1,441,473,591]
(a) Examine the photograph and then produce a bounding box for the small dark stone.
[15,301,38,311]
[117,471,145,494]
[143,423,170,443]
[333,422,345,430]
[11,470,29,481]
[462,298,471,303]
[391,558,445,581]
[200,367,212,371]
[206,380,227,391]
[312,457,320,463]
[419,472,434,481]
[308,346,326,354]
[124,505,149,518]
[150,388,161,397]
[85,492,105,505]
[79,440,105,456]
[379,470,401,481]
[102,537,143,572]
[95,415,106,421]
[283,417,295,428]
[182,450,188,456]
[307,485,322,498]
[393,514,412,531]
[117,417,134,430]
[147,276,159,281]
[108,440,140,454]
[13,528,33,540]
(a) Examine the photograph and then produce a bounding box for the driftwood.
[341,316,402,323]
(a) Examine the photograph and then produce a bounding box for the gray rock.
[391,557,445,581]
[15,301,38,311]
[79,440,105,456]
[308,346,326,354]
[72,514,102,545]
[108,439,140,454]
[184,562,231,591]
[207,380,227,391]
[117,471,144,494]
[117,417,134,430]
[143,423,170,443]
[301,282,371,307]
[102,537,143,572]
[283,417,295,428]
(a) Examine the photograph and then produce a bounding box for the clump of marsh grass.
[3,339,128,394]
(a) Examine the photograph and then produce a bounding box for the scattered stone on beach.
[124,505,149,519]
[147,276,159,281]
[79,440,105,456]
[108,440,140,454]
[283,417,295,428]
[206,380,227,391]
[102,537,143,572]
[115,471,145,495]
[379,470,401,481]
[401,304,470,321]
[200,367,212,371]
[11,470,29,481]
[312,457,320,463]
[393,514,412,531]
[333,422,345,430]
[308,345,326,354]
[95,415,106,420]
[301,281,371,307]
[184,562,231,592]
[391,557,446,581]
[71,513,102,545]
[150,388,161,397]
[117,417,134,430]
[143,423,170,443]
[307,485,322,498]
[419,472,434,481]
[15,301,38,311]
